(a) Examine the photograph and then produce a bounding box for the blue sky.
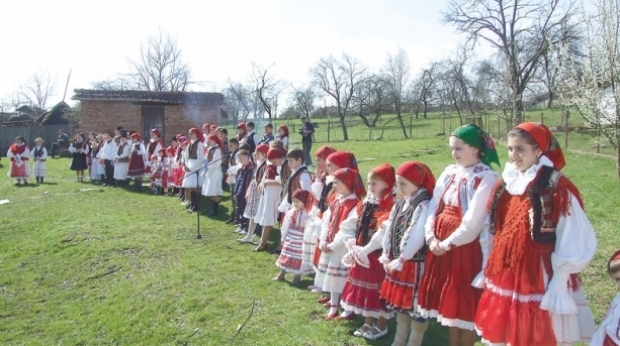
[0,0,474,108]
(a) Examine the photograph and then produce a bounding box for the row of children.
[221,121,611,346]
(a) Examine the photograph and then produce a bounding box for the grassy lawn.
[0,136,618,345]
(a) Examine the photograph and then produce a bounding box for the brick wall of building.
[164,104,221,139]
[80,101,142,133]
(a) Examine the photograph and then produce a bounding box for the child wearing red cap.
[379,161,436,346]
[418,124,500,346]
[127,134,148,192]
[339,163,396,340]
[146,129,163,174]
[201,133,224,215]
[253,143,288,251]
[591,250,620,346]
[277,125,289,150]
[315,167,366,320]
[162,146,175,195]
[273,189,312,284]
[238,143,270,244]
[475,122,597,345]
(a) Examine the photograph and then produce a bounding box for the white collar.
[364,195,380,205]
[326,175,335,184]
[291,165,307,175]
[502,155,554,195]
[337,193,357,202]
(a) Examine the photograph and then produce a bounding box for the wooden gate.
[142,105,165,144]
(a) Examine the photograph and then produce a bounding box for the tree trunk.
[512,97,524,126]
[371,112,381,127]
[546,90,554,109]
[338,107,349,140]
[617,145,620,180]
[423,102,429,119]
[396,109,409,139]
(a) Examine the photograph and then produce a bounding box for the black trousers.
[104,160,115,185]
[236,197,248,230]
[302,141,313,166]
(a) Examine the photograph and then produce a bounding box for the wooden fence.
[0,124,75,157]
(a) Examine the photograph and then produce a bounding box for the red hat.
[326,151,358,170]
[315,146,337,160]
[178,136,188,144]
[202,123,211,132]
[210,124,218,131]
[237,122,247,131]
[278,124,289,137]
[130,132,143,142]
[175,133,183,141]
[207,134,224,151]
[267,146,287,160]
[611,250,620,261]
[333,168,366,200]
[189,128,204,143]
[371,163,395,190]
[515,122,565,170]
[151,128,161,139]
[256,143,269,156]
[396,161,436,197]
[165,146,175,156]
[292,189,310,205]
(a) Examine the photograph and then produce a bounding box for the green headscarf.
[451,123,500,167]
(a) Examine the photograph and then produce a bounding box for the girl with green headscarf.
[417,123,499,346]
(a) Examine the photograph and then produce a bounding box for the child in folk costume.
[301,146,337,274]
[238,144,270,244]
[183,129,205,213]
[379,162,436,346]
[277,124,289,150]
[201,134,224,216]
[90,135,105,182]
[418,124,499,346]
[591,250,620,346]
[113,132,131,186]
[225,138,241,224]
[475,122,597,346]
[309,151,359,293]
[172,135,187,199]
[279,148,312,213]
[69,133,89,182]
[315,167,366,320]
[339,164,396,338]
[274,189,312,284]
[127,135,148,192]
[232,150,254,236]
[253,144,288,252]
[163,146,175,195]
[7,136,30,185]
[31,137,47,184]
[150,154,163,194]
[237,122,249,145]
[146,129,163,174]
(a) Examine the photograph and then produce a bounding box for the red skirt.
[86,154,92,168]
[380,260,423,312]
[606,335,619,346]
[475,268,556,345]
[172,166,185,187]
[127,155,145,178]
[145,166,152,174]
[418,206,482,329]
[340,252,392,318]
[161,171,168,189]
[312,245,322,268]
[10,160,28,178]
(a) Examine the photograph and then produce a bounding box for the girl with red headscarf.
[338,163,396,340]
[201,134,224,215]
[314,167,366,320]
[146,129,163,175]
[7,136,30,185]
[182,128,205,213]
[379,161,436,346]
[237,143,270,244]
[277,125,289,150]
[475,122,597,345]
[591,250,620,346]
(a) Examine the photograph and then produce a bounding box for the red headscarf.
[326,151,358,170]
[396,161,436,197]
[370,163,396,210]
[130,132,143,142]
[165,146,175,156]
[151,128,161,139]
[207,134,224,151]
[333,168,366,200]
[189,128,204,143]
[210,124,218,132]
[292,189,310,205]
[315,146,337,160]
[256,143,270,156]
[175,134,184,141]
[237,122,247,131]
[610,250,620,262]
[267,146,287,160]
[278,124,289,137]
[515,122,565,170]
[202,123,211,132]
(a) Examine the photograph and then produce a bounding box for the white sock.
[329,293,340,315]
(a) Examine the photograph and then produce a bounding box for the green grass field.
[0,136,618,345]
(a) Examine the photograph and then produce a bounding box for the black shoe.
[270,248,281,255]
[224,219,235,224]
[40,178,44,184]
[208,202,219,216]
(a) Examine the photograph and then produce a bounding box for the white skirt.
[182,169,205,188]
[300,208,321,274]
[254,185,282,227]
[33,160,47,177]
[113,162,128,180]
[314,245,350,294]
[90,160,104,180]
[201,169,222,196]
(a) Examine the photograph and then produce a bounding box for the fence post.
[409,113,413,139]
[564,110,569,149]
[327,116,330,143]
[497,116,501,140]
[540,112,544,124]
[597,123,601,154]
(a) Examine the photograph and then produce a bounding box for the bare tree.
[384,48,411,138]
[91,78,131,91]
[311,54,365,140]
[444,0,576,126]
[412,63,439,119]
[130,30,192,92]
[292,85,317,119]
[224,81,264,123]
[251,63,282,122]
[19,72,56,110]
[562,0,620,178]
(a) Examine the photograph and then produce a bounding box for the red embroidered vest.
[327,197,358,243]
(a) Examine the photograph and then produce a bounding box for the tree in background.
[444,0,577,126]
[19,71,56,110]
[251,63,282,122]
[383,48,411,138]
[292,85,316,119]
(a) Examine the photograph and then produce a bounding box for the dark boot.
[40,177,44,184]
[186,192,196,213]
[225,207,237,224]
[208,201,219,216]
[35,177,39,183]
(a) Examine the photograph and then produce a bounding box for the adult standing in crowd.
[50,129,70,158]
[100,132,117,186]
[299,116,314,166]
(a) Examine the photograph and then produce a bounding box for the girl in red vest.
[475,122,597,345]
[315,167,366,320]
[339,163,396,340]
[7,136,30,185]
[418,124,499,346]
